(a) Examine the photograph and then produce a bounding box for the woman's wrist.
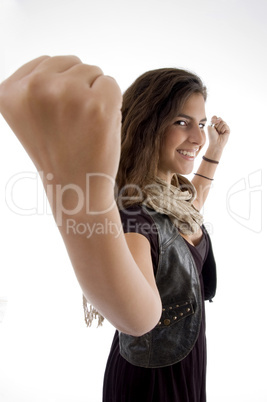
[204,146,223,162]
[41,172,116,226]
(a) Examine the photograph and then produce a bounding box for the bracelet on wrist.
[194,173,214,181]
[202,155,219,164]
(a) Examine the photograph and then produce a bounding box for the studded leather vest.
[119,207,216,368]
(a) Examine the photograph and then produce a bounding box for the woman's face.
[157,93,206,183]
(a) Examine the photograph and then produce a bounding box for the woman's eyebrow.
[177,113,207,122]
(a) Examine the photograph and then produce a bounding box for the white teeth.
[178,150,196,157]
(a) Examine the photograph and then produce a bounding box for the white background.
[0,0,266,401]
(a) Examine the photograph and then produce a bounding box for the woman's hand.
[0,56,122,186]
[206,115,230,158]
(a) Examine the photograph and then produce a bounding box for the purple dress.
[103,206,209,402]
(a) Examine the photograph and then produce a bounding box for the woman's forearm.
[192,147,222,211]
[58,204,162,337]
[192,117,230,211]
[42,172,161,336]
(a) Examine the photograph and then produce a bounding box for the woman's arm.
[0,56,162,336]
[192,116,230,211]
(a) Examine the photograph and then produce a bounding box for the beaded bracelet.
[194,173,214,181]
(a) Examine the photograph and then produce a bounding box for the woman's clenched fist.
[0,56,122,186]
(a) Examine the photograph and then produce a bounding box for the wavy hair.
[116,68,207,207]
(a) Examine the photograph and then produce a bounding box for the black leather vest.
[119,207,216,368]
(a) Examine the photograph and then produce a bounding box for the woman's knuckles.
[0,58,122,179]
[24,73,119,123]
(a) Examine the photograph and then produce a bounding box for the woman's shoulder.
[119,205,157,235]
[119,205,159,272]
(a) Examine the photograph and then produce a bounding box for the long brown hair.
[116,68,207,207]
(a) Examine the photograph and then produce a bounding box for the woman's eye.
[175,120,187,126]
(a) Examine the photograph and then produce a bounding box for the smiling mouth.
[177,149,198,157]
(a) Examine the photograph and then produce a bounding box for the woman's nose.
[189,125,205,146]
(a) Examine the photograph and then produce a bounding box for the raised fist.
[0,56,122,187]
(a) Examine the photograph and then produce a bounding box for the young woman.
[100,68,230,401]
[0,57,230,401]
